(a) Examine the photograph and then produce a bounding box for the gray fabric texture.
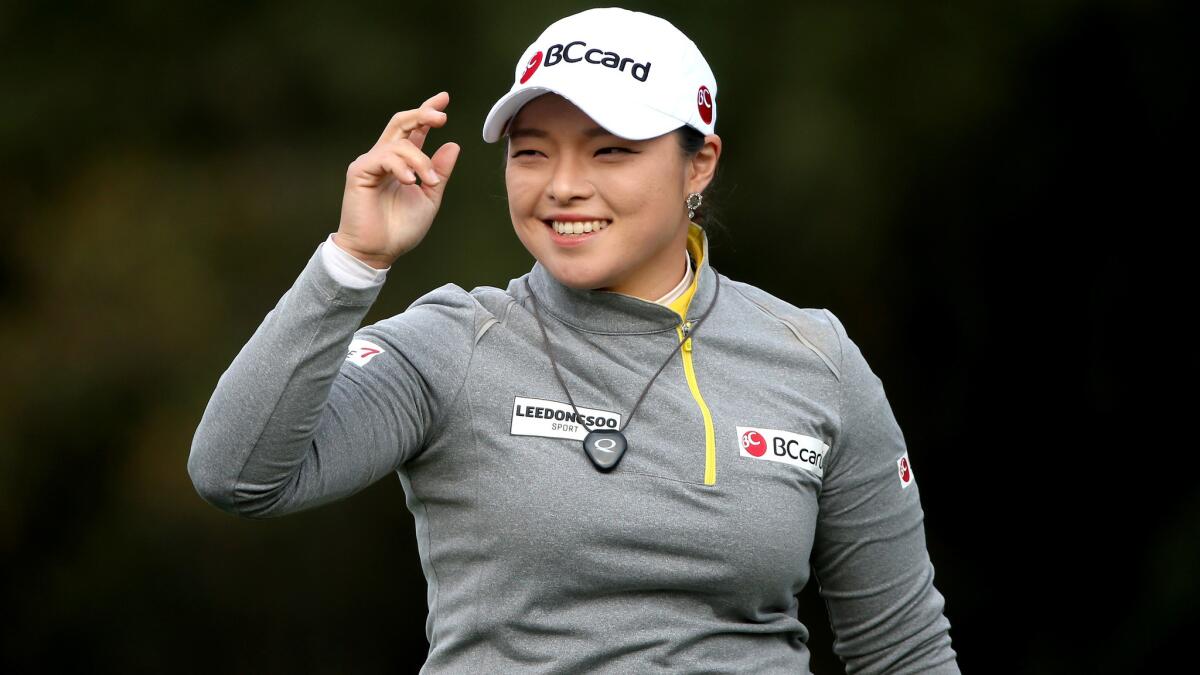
[189,230,959,674]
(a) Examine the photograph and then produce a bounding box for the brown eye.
[595,147,634,156]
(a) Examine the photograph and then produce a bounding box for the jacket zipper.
[677,320,716,485]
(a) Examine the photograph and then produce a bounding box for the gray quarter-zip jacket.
[188,225,958,674]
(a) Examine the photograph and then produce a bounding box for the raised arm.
[187,92,468,518]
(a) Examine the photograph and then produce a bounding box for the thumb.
[424,142,461,198]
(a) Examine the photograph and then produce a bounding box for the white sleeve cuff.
[320,233,390,289]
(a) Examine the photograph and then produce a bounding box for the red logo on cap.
[741,430,767,457]
[520,51,543,84]
[697,85,713,124]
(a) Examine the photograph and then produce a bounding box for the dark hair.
[675,126,723,236]
[675,126,706,156]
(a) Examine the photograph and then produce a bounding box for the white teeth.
[552,220,608,235]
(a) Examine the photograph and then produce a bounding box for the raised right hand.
[335,91,462,268]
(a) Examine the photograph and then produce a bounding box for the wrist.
[332,233,395,269]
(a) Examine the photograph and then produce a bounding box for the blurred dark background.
[1,0,1193,672]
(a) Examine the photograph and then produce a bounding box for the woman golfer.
[190,7,958,673]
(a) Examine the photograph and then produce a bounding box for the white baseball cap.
[481,7,717,143]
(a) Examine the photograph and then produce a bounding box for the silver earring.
[686,192,703,220]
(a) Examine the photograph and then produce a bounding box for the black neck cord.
[523,270,721,435]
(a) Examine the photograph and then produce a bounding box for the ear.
[686,134,722,194]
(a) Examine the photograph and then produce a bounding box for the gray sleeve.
[187,241,478,519]
[811,310,959,674]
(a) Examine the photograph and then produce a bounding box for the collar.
[605,249,692,307]
[514,223,718,335]
[652,250,692,306]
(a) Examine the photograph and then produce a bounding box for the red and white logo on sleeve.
[897,452,914,489]
[346,338,384,367]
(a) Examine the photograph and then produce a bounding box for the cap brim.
[482,85,683,143]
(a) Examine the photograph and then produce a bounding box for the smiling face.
[505,94,719,300]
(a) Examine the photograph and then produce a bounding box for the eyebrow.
[508,126,616,140]
[507,128,546,139]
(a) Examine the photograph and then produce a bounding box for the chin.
[545,264,606,290]
[516,228,621,290]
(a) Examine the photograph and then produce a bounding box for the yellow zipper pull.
[681,321,694,352]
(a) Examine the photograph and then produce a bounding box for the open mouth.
[543,219,611,236]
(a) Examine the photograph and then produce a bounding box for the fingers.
[351,137,446,187]
[408,125,430,151]
[348,93,457,190]
[377,91,450,145]
[428,142,461,188]
[347,150,407,188]
[375,155,421,187]
[387,140,442,185]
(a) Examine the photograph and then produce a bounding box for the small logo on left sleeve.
[897,452,914,489]
[346,339,384,367]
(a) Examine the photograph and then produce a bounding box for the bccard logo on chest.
[511,396,622,442]
[740,429,767,457]
[736,426,829,478]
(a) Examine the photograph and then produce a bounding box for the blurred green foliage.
[1,1,1192,673]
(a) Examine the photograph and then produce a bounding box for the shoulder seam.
[728,284,842,381]
[468,287,515,343]
[418,289,479,458]
[822,308,847,377]
[500,293,517,325]
[823,308,850,481]
[474,317,497,344]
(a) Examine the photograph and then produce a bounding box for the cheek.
[504,170,537,216]
[606,165,658,205]
[626,150,687,211]
[609,170,680,218]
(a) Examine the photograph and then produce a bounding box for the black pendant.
[583,429,628,472]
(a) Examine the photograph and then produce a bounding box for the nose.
[546,154,595,204]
